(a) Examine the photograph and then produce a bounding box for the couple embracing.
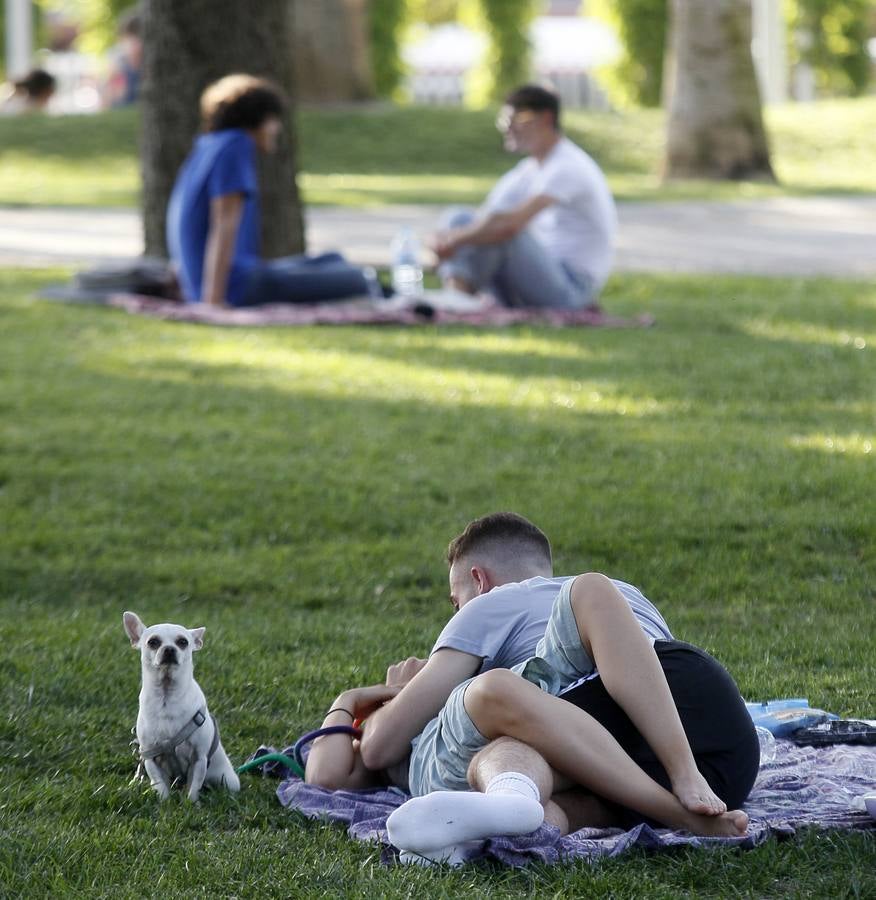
[305,512,759,864]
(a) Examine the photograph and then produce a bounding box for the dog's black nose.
[159,646,178,665]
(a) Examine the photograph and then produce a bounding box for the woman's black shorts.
[557,640,759,826]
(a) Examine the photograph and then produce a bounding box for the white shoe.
[418,288,491,313]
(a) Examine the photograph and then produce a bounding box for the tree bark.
[140,0,305,258]
[663,0,775,181]
[292,0,374,103]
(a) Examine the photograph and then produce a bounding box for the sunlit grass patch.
[0,152,140,207]
[789,432,874,456]
[2,98,876,207]
[740,317,874,349]
[89,331,670,418]
[299,172,496,206]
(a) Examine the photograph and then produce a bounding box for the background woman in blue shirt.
[167,74,371,308]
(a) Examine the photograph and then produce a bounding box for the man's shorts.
[407,676,484,796]
[408,578,596,796]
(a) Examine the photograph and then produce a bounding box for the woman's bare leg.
[464,669,747,836]
[568,573,725,815]
[551,789,619,832]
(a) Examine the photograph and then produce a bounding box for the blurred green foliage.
[368,0,537,103]
[589,0,667,108]
[791,0,872,96]
[407,0,460,26]
[477,0,538,101]
[590,0,871,106]
[38,0,135,53]
[369,0,407,97]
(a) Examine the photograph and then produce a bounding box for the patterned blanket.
[247,739,875,867]
[100,293,655,329]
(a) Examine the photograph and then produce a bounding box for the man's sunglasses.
[495,108,538,133]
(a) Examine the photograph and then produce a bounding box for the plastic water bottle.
[755,725,776,765]
[390,227,423,298]
[745,698,834,737]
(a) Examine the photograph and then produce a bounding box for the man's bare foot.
[686,808,749,838]
[671,770,727,816]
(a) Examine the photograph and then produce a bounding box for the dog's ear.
[123,611,146,647]
[189,627,206,651]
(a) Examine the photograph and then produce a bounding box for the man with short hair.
[431,84,617,309]
[167,74,372,308]
[307,512,757,854]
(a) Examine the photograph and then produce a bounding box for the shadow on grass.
[2,287,873,709]
[4,326,871,602]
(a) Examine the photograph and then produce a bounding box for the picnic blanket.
[41,285,654,329]
[247,739,875,867]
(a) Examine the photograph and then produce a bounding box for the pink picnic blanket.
[106,293,655,328]
[247,739,875,867]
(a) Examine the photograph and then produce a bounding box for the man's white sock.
[386,772,544,853]
[485,771,540,802]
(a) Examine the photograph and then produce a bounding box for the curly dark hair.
[200,74,286,133]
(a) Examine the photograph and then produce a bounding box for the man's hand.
[359,648,481,771]
[429,230,460,261]
[385,657,428,688]
[338,683,402,721]
[431,196,557,263]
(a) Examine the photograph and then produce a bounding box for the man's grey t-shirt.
[431,575,671,674]
[401,575,673,794]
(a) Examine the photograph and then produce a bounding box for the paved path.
[2,197,875,277]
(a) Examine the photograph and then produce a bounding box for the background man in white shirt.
[431,84,617,309]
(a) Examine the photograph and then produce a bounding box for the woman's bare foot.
[671,769,727,816]
[684,808,749,838]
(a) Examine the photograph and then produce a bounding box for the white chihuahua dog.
[123,611,240,801]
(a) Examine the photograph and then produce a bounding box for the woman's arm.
[201,192,244,308]
[304,683,401,791]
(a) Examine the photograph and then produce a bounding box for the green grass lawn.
[1,269,874,896]
[1,98,875,207]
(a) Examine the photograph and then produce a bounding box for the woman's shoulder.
[193,128,252,155]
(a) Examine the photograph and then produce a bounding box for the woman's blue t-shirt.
[166,129,261,305]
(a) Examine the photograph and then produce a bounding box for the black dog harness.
[134,706,221,781]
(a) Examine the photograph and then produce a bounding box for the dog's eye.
[146,637,161,650]
[175,637,189,649]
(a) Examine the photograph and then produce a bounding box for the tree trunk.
[140,0,305,258]
[292,0,374,103]
[663,0,775,181]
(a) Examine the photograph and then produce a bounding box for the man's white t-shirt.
[431,575,671,675]
[483,137,617,289]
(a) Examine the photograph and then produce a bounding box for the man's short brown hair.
[200,74,286,133]
[504,83,561,130]
[447,512,552,569]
